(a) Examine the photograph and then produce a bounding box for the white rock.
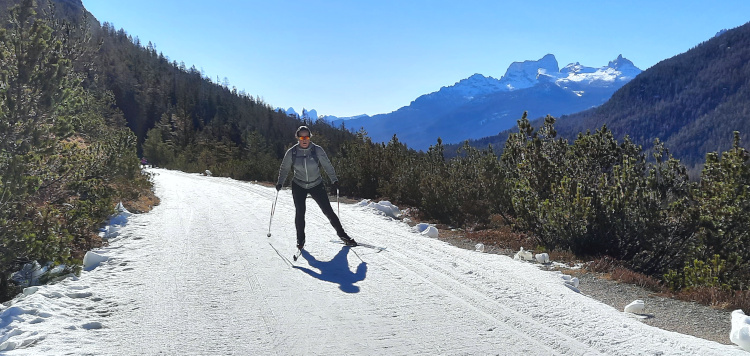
[204,170,212,176]
[730,309,750,351]
[624,300,646,314]
[535,253,550,264]
[475,243,485,253]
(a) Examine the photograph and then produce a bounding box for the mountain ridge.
[324,54,640,150]
[458,21,750,167]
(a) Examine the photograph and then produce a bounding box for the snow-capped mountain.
[318,113,368,123]
[334,54,641,150]
[499,53,560,90]
[276,107,319,121]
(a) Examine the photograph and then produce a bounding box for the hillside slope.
[552,22,750,165]
[458,23,750,166]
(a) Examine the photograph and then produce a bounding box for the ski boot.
[339,235,358,247]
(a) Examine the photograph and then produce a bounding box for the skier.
[276,126,356,250]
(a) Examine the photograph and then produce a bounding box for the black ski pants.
[291,182,346,245]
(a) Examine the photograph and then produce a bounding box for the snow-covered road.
[1,169,746,355]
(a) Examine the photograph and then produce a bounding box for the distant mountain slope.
[458,22,750,167]
[335,54,640,150]
[548,22,750,166]
[0,0,92,23]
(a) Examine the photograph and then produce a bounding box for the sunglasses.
[298,136,311,141]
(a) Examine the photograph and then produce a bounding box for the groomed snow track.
[0,169,745,355]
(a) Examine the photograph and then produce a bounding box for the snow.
[624,300,646,314]
[412,222,439,238]
[514,247,534,261]
[399,53,640,108]
[0,168,747,355]
[535,252,550,264]
[275,107,320,121]
[358,199,401,219]
[495,54,641,93]
[732,310,750,351]
[442,73,507,99]
[499,53,560,91]
[98,202,132,240]
[81,252,109,272]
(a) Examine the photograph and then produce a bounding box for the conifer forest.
[1,0,749,301]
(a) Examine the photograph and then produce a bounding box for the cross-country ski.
[330,239,387,252]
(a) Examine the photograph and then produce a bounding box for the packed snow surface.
[0,169,747,355]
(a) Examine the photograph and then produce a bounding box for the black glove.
[276,184,282,191]
[331,181,340,194]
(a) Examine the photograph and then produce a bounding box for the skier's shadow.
[294,247,367,293]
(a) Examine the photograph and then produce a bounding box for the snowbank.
[99,201,133,240]
[357,199,401,219]
[0,201,133,352]
[88,203,133,270]
[82,251,109,271]
[731,309,750,351]
[535,252,550,264]
[356,200,439,238]
[10,262,68,288]
[513,247,534,261]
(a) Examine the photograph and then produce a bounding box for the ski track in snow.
[0,168,746,355]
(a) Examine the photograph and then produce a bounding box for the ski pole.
[267,189,279,237]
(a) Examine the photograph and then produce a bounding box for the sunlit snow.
[0,169,746,355]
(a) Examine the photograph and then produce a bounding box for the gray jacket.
[276,143,338,189]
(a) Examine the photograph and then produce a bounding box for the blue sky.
[81,0,750,117]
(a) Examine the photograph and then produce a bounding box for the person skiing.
[276,126,356,250]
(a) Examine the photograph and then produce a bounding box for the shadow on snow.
[294,247,367,293]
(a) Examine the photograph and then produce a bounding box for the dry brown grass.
[464,221,534,252]
[111,171,160,214]
[674,287,750,311]
[72,233,104,260]
[586,256,622,274]
[584,257,666,293]
[609,267,666,292]
[548,250,578,264]
[120,190,160,214]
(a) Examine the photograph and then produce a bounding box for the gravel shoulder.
[574,272,733,345]
[434,230,734,345]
